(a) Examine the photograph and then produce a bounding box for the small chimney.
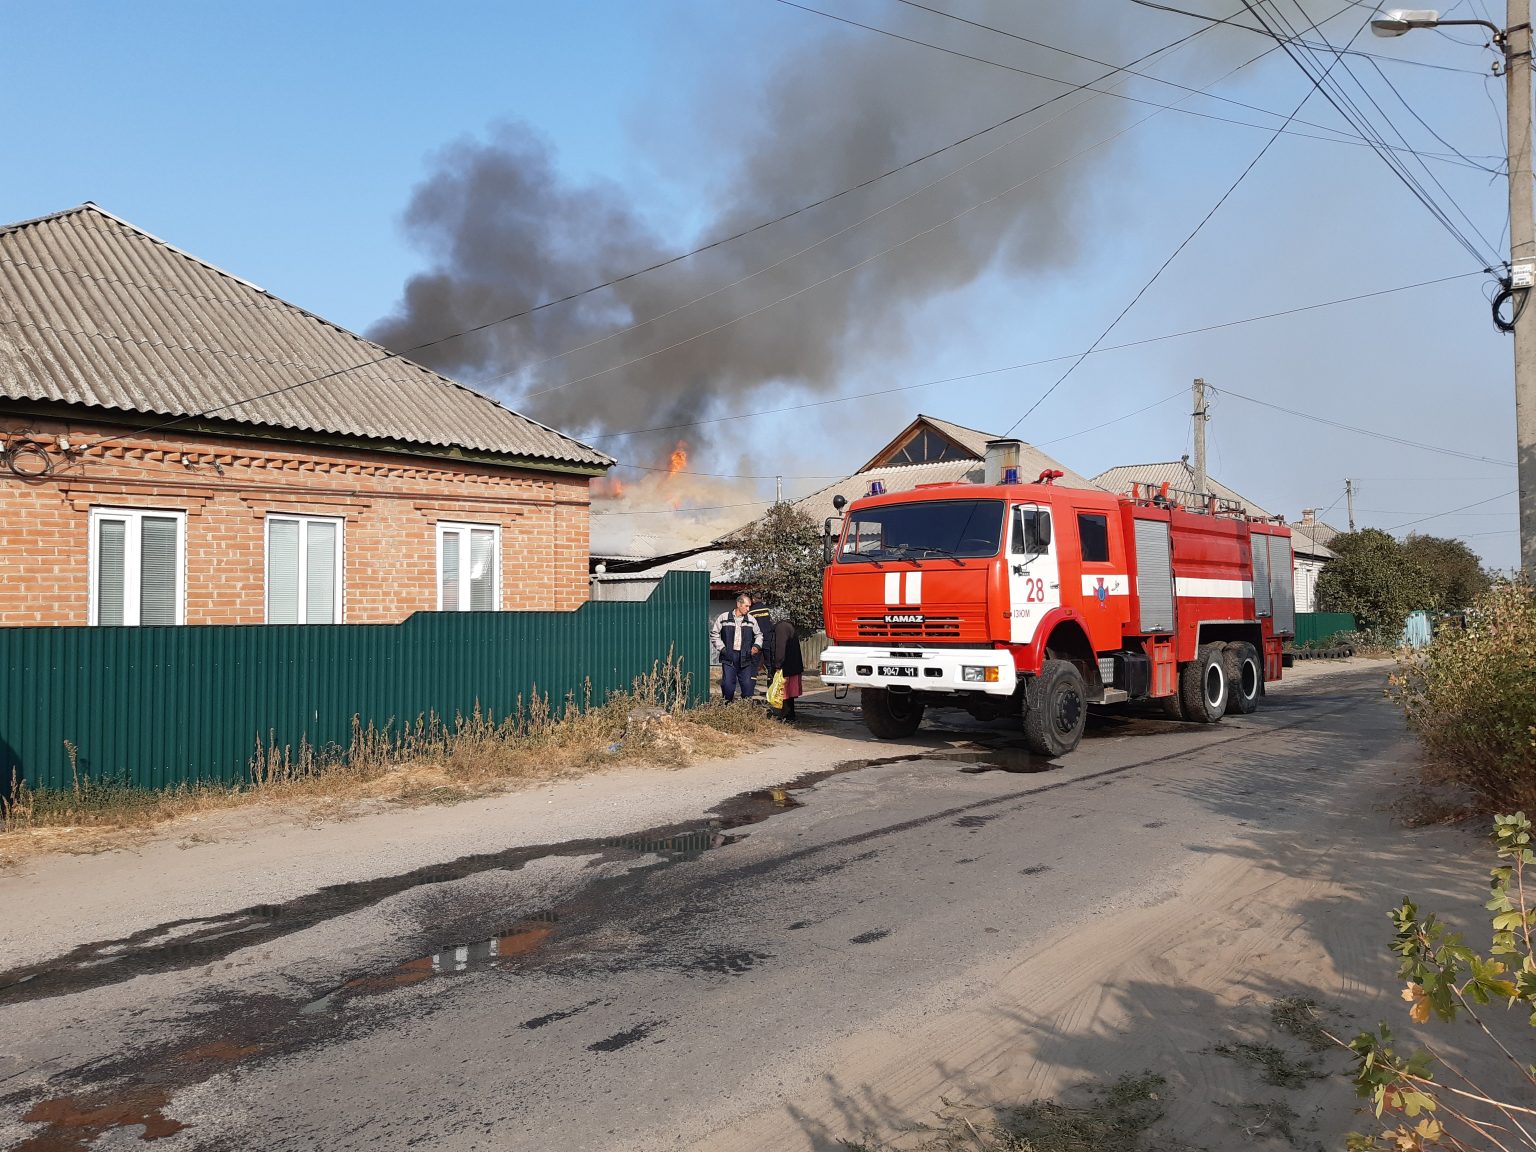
[1300,508,1316,526]
[984,438,1023,485]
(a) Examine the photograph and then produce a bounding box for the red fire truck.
[818,442,1296,756]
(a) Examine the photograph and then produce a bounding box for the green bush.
[1388,580,1536,811]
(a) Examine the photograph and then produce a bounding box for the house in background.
[1091,457,1336,612]
[0,204,610,627]
[592,414,1098,618]
[1288,509,1342,613]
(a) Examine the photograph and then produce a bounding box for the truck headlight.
[822,660,845,676]
[962,666,1000,683]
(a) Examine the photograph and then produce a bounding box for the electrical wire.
[1363,55,1505,173]
[775,0,1497,169]
[1212,385,1515,467]
[1129,0,1494,75]
[1387,489,1517,530]
[1036,391,1186,446]
[1244,0,1501,269]
[583,270,1480,443]
[996,9,1366,439]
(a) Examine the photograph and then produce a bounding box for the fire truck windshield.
[838,499,1005,564]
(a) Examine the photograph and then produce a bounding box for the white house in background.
[1091,457,1336,613]
[1288,510,1342,613]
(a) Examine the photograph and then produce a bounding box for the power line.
[1129,0,1495,76]
[886,0,1499,173]
[774,0,1497,169]
[1213,384,1515,467]
[583,270,1479,443]
[1388,489,1518,530]
[1036,390,1186,446]
[1250,0,1501,267]
[997,9,1366,438]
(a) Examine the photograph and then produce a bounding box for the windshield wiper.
[916,545,966,566]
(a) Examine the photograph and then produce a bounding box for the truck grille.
[854,615,962,641]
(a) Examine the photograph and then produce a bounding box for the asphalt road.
[1,664,1421,1151]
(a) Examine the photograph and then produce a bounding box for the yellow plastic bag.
[767,670,786,710]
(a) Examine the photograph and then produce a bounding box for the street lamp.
[1371,4,1535,575]
[1368,9,1503,38]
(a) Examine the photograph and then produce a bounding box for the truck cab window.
[838,499,1004,563]
[1077,513,1110,563]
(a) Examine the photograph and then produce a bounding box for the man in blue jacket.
[711,594,764,701]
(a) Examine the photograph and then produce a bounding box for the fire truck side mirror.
[1030,510,1052,550]
[823,517,843,567]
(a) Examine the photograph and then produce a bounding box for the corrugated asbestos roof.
[0,204,610,469]
[1092,461,1274,519]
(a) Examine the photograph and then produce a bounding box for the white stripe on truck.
[1174,577,1254,599]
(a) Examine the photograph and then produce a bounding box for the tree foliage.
[1388,579,1536,812]
[1401,533,1491,612]
[1347,813,1536,1151]
[1316,529,1435,637]
[729,502,825,631]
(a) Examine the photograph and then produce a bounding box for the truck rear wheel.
[1023,660,1088,758]
[861,688,925,739]
[1223,642,1261,715]
[1179,644,1228,723]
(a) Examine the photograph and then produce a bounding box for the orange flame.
[668,441,688,476]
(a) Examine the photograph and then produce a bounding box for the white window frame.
[87,506,187,626]
[436,521,502,611]
[264,514,345,624]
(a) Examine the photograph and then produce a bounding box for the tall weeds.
[2,657,776,843]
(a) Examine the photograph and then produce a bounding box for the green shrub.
[1388,580,1536,812]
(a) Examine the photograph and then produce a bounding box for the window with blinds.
[266,515,342,624]
[437,522,500,611]
[90,508,185,626]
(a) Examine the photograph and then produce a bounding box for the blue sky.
[3,0,1522,567]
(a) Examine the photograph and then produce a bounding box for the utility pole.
[1510,0,1536,574]
[775,474,782,504]
[1191,377,1208,500]
[1346,478,1356,532]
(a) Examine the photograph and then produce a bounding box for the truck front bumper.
[817,645,1018,696]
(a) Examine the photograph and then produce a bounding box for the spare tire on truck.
[1022,659,1088,758]
[861,687,925,739]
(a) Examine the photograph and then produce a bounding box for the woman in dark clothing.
[768,609,805,722]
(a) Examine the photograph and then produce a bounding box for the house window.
[89,508,186,626]
[437,522,500,611]
[1077,513,1111,563]
[266,515,343,624]
[887,429,968,465]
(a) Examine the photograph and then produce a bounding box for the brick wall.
[0,417,595,626]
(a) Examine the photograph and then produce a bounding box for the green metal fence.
[1292,611,1357,647]
[0,571,709,792]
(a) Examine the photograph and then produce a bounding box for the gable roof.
[1290,520,1340,559]
[793,443,1101,520]
[1092,460,1274,519]
[858,413,996,471]
[0,204,610,470]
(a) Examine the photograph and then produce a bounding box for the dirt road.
[0,662,1487,1150]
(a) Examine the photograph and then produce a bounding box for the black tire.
[1223,642,1261,715]
[1179,644,1228,723]
[1023,660,1089,757]
[861,688,925,739]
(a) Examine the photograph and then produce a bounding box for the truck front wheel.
[1022,660,1088,758]
[861,688,925,739]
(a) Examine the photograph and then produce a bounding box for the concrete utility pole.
[1191,377,1208,500]
[1346,478,1356,532]
[1511,0,1536,574]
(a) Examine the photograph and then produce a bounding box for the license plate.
[878,665,917,677]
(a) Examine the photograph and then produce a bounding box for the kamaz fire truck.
[818,440,1296,756]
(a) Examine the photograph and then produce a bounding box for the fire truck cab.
[819,444,1295,757]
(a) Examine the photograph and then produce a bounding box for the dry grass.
[0,660,780,859]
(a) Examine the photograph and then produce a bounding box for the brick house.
[0,204,611,626]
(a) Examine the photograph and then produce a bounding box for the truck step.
[1092,688,1130,705]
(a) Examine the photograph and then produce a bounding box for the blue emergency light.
[868,479,886,496]
[1003,466,1020,484]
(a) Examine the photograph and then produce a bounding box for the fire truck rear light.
[962,666,999,683]
[822,660,845,676]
